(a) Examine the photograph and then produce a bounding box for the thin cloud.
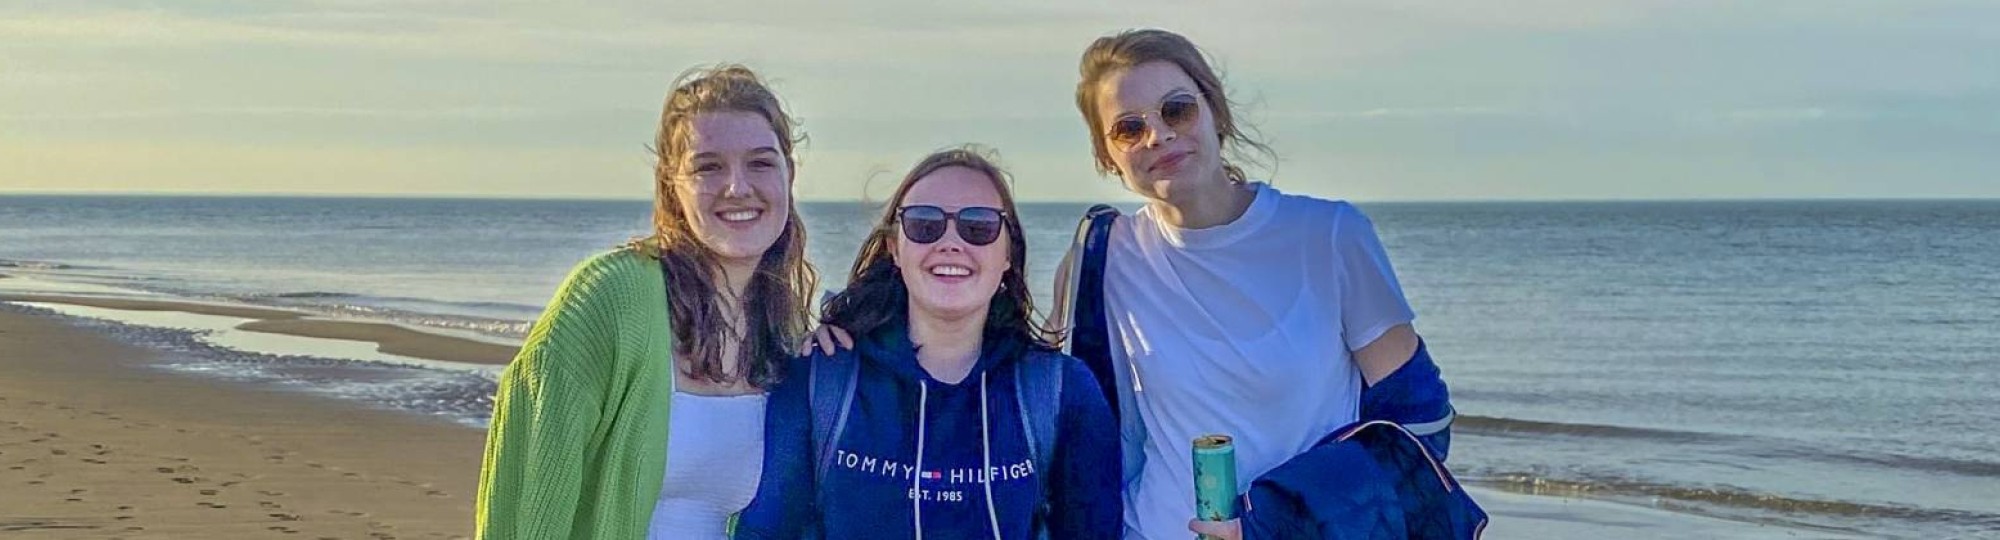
[3,106,546,121]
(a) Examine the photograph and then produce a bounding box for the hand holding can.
[1192,434,1239,540]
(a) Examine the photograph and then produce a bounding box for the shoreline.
[0,293,518,366]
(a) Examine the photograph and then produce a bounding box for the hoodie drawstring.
[913,380,929,539]
[910,374,1006,540]
[978,371,1003,539]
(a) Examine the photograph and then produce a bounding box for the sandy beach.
[0,306,484,539]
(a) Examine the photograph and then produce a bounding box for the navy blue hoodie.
[735,324,1121,539]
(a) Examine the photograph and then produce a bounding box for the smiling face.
[670,111,794,270]
[1093,60,1227,202]
[891,166,1012,322]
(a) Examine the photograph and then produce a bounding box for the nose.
[1143,114,1178,148]
[720,167,752,197]
[936,221,968,252]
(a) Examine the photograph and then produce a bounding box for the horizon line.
[4,189,1998,205]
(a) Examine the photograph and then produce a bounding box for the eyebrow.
[689,147,782,160]
[1115,85,1195,117]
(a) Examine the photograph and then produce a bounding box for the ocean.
[1,194,1994,537]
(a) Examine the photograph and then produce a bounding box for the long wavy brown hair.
[820,146,1055,350]
[1075,28,1276,183]
[634,64,814,388]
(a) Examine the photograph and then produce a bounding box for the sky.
[2,1,1996,202]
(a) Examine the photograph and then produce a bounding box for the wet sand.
[0,294,516,365]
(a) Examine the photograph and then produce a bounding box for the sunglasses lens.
[899,206,947,243]
[1109,116,1148,145]
[1162,95,1199,127]
[957,208,1004,246]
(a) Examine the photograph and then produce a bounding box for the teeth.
[930,265,972,277]
[719,210,760,222]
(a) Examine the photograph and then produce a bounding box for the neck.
[712,259,758,350]
[908,306,985,384]
[716,258,757,304]
[1148,171,1254,230]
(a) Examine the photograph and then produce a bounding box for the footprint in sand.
[200,489,219,495]
[268,525,300,534]
[197,502,227,509]
[259,501,282,509]
[268,512,302,521]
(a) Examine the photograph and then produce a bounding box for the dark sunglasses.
[1106,92,1202,148]
[896,205,1007,246]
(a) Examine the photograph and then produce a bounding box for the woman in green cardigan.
[475,64,816,539]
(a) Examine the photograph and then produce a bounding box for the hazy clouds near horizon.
[4,1,1996,201]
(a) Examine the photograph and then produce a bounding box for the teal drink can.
[1192,434,1239,539]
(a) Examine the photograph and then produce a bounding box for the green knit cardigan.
[476,248,679,539]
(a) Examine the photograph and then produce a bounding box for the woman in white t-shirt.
[1064,28,1441,540]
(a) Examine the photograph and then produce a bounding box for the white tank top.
[648,391,767,540]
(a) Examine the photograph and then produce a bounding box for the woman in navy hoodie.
[735,146,1122,539]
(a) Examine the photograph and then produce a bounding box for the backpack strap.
[1064,205,1148,488]
[1014,351,1064,539]
[1066,204,1122,421]
[809,350,861,492]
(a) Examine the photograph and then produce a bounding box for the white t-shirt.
[1105,182,1416,539]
